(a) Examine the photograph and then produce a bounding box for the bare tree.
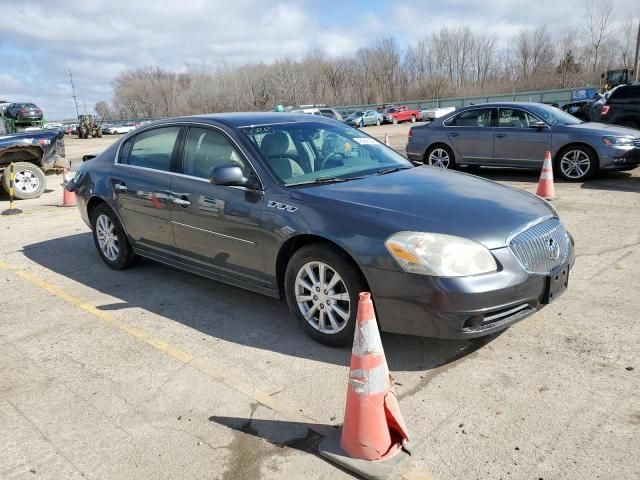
[584,0,614,72]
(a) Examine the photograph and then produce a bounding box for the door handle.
[172,196,191,207]
[113,183,127,193]
[495,133,506,138]
[449,133,459,137]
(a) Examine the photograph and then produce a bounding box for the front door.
[493,108,551,167]
[170,126,268,285]
[444,108,495,164]
[113,125,182,254]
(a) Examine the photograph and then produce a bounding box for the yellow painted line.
[0,260,434,479]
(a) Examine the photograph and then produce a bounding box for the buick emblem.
[547,238,560,260]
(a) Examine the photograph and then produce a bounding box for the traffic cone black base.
[1,208,22,216]
[319,429,424,480]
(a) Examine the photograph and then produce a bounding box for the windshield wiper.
[287,176,356,187]
[374,166,413,176]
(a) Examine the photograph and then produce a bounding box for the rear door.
[493,108,551,167]
[113,125,183,255]
[444,108,495,164]
[169,125,269,285]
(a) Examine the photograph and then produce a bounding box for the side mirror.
[209,163,248,186]
[529,121,547,129]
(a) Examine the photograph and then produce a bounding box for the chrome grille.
[509,218,570,274]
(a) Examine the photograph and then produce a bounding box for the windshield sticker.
[243,126,274,136]
[353,137,378,145]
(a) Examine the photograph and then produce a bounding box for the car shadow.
[23,233,500,371]
[580,171,640,193]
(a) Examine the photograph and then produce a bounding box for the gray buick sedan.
[69,113,574,346]
[406,102,640,181]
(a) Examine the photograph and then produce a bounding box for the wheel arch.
[424,142,456,164]
[0,146,43,168]
[86,195,133,240]
[275,233,370,298]
[554,142,600,168]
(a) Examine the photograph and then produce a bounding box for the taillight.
[408,128,413,140]
[600,105,610,116]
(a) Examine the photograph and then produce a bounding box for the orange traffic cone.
[536,150,555,200]
[61,168,77,207]
[384,133,390,146]
[319,292,421,479]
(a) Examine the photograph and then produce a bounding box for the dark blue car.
[69,113,574,346]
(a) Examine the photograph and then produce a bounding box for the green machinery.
[0,110,45,134]
[76,114,102,139]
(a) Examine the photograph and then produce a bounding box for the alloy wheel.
[560,150,590,179]
[294,261,350,334]
[14,170,40,194]
[428,148,451,169]
[96,214,120,261]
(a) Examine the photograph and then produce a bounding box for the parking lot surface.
[1,129,639,479]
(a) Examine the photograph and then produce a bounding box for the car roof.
[150,112,337,128]
[455,102,552,109]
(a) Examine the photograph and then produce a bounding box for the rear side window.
[119,126,181,171]
[608,86,640,100]
[444,108,494,127]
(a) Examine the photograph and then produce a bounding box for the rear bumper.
[364,244,575,339]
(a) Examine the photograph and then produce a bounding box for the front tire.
[392,117,398,125]
[91,204,138,270]
[284,244,367,347]
[556,145,597,181]
[425,144,455,169]
[1,162,46,199]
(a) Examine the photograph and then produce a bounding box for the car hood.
[291,167,555,249]
[562,122,640,136]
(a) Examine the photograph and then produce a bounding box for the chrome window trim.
[113,121,265,190]
[171,221,257,246]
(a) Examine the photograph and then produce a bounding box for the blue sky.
[0,0,637,120]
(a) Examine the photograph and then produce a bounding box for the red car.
[382,105,420,124]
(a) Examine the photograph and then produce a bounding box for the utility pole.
[69,69,80,118]
[634,19,640,82]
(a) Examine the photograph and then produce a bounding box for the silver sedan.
[406,102,640,181]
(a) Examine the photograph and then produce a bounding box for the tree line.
[95,1,638,119]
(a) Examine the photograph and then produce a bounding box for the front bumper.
[364,244,575,339]
[600,145,640,171]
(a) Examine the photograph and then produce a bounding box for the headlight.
[602,136,634,146]
[385,232,497,277]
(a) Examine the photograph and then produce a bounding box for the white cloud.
[0,0,637,119]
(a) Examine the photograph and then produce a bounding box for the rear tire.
[425,144,455,170]
[1,162,46,199]
[90,204,138,270]
[284,244,367,347]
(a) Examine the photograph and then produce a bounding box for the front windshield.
[346,111,363,118]
[528,104,583,126]
[241,121,412,186]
